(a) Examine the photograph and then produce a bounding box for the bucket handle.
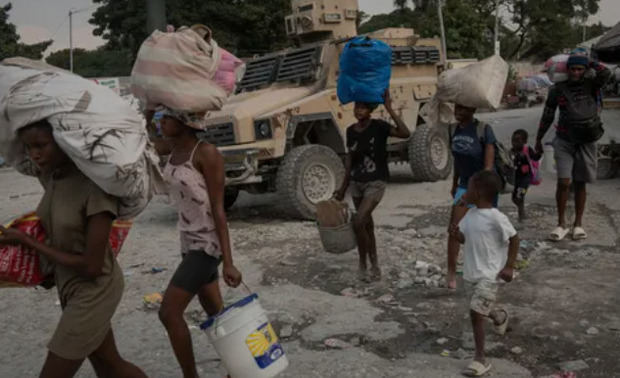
[240,280,252,295]
[211,280,254,336]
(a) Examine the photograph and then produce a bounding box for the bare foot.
[446,272,457,289]
[358,266,370,282]
[369,266,381,281]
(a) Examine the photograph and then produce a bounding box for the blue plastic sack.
[337,37,392,105]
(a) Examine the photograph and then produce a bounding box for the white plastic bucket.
[201,294,288,378]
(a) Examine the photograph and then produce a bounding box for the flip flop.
[493,309,509,335]
[572,227,587,240]
[462,360,492,377]
[549,226,569,241]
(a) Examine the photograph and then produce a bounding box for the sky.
[6,0,620,54]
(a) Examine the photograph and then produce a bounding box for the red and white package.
[0,213,46,286]
[1,213,133,287]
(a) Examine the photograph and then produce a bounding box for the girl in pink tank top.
[151,107,242,378]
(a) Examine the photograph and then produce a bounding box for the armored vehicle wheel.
[224,187,240,210]
[408,124,452,182]
[276,145,345,220]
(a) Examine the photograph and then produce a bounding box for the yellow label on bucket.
[246,322,284,369]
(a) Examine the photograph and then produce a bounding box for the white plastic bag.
[436,55,509,110]
[0,59,164,219]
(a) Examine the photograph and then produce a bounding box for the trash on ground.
[143,292,163,310]
[324,338,352,350]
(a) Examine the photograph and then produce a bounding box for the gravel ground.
[2,107,620,377]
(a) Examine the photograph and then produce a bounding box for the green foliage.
[394,0,411,11]
[45,48,133,77]
[500,0,600,60]
[0,3,52,60]
[89,0,292,58]
[360,0,604,62]
[360,1,494,59]
[359,8,420,35]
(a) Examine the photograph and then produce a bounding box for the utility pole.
[69,9,73,72]
[494,0,501,55]
[68,6,94,73]
[437,0,447,62]
[146,0,166,34]
[582,24,587,43]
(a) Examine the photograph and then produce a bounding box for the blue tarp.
[337,37,392,105]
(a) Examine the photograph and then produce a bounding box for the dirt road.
[2,107,620,377]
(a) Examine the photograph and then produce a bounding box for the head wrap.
[156,106,207,130]
[567,47,589,68]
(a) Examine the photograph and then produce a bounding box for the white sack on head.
[436,55,509,110]
[0,58,164,219]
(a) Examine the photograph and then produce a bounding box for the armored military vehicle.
[203,0,451,219]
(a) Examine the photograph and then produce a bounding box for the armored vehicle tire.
[224,187,240,210]
[276,144,345,220]
[597,157,617,180]
[408,124,452,182]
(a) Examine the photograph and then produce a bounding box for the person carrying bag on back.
[535,48,611,241]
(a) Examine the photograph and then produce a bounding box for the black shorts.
[170,250,221,294]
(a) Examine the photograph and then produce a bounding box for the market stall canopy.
[593,22,620,63]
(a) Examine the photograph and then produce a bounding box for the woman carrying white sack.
[0,59,153,378]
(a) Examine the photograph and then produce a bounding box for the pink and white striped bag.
[131,27,227,112]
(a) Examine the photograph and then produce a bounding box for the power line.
[49,14,69,41]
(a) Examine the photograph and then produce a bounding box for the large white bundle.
[436,55,509,110]
[131,27,227,112]
[0,58,164,219]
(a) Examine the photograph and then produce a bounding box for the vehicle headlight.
[254,119,272,140]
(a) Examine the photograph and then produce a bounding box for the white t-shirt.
[459,208,517,282]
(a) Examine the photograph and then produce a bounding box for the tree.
[0,3,52,60]
[361,0,603,61]
[356,10,370,29]
[359,8,420,35]
[46,48,134,77]
[394,0,410,12]
[89,0,292,58]
[501,0,601,60]
[360,1,493,59]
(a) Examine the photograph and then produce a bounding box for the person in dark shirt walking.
[335,90,410,282]
[536,48,611,241]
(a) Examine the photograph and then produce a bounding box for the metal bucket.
[318,221,357,254]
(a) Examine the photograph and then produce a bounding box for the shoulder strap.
[189,140,203,163]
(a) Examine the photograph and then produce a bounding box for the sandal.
[572,227,587,240]
[493,309,509,335]
[549,226,569,241]
[463,360,492,377]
